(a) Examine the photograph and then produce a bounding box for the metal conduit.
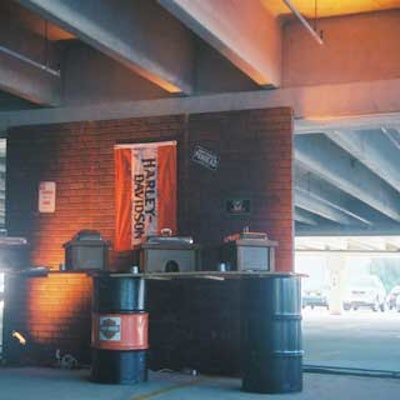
[0,45,60,77]
[283,0,324,45]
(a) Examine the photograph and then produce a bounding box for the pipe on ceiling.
[0,45,60,77]
[283,0,324,45]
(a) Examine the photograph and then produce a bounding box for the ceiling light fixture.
[283,0,324,45]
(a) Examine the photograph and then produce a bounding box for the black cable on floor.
[303,364,400,379]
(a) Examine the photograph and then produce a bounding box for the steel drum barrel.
[241,274,303,394]
[91,274,148,384]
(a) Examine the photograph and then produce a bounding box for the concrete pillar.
[326,253,347,315]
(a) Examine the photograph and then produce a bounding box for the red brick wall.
[7,109,293,271]
[5,108,293,365]
[183,108,294,271]
[7,116,184,270]
[3,272,92,366]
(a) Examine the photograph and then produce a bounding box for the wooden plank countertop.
[7,269,306,280]
[101,270,305,280]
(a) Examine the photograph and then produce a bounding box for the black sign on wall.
[226,199,251,215]
[191,145,219,171]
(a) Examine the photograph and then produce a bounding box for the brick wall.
[6,116,184,270]
[7,108,293,271]
[5,108,293,365]
[3,272,92,366]
[183,108,294,271]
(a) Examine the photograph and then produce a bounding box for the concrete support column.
[327,253,347,315]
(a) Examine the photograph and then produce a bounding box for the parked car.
[343,275,386,312]
[396,294,400,313]
[386,285,400,310]
[302,282,330,309]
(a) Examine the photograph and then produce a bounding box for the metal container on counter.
[63,230,110,271]
[140,235,200,273]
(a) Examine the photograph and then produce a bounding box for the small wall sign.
[192,145,219,171]
[226,199,251,215]
[99,316,121,341]
[38,181,56,213]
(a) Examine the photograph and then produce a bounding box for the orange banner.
[114,141,177,251]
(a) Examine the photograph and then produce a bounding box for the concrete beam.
[295,113,400,134]
[0,11,59,70]
[382,128,400,151]
[295,188,355,225]
[295,164,372,226]
[159,0,281,87]
[0,52,60,106]
[295,237,348,251]
[19,0,194,94]
[0,17,60,106]
[1,79,400,130]
[282,10,400,88]
[295,134,400,222]
[346,237,386,251]
[326,130,400,193]
[296,223,400,237]
[295,235,400,253]
[294,207,318,226]
[61,41,168,106]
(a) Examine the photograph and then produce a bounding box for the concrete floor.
[2,309,400,399]
[0,367,400,400]
[303,309,400,371]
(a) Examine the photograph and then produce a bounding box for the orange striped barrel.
[92,312,148,350]
[91,275,148,384]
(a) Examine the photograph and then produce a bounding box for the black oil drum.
[91,349,147,384]
[241,274,303,394]
[92,274,145,313]
[91,274,148,384]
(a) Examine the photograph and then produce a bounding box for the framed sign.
[38,181,56,213]
[191,145,219,171]
[226,199,251,215]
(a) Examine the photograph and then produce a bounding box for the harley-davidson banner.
[114,141,177,251]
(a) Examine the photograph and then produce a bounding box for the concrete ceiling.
[0,0,74,41]
[263,0,400,18]
[294,126,400,236]
[0,0,399,238]
[295,236,400,254]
